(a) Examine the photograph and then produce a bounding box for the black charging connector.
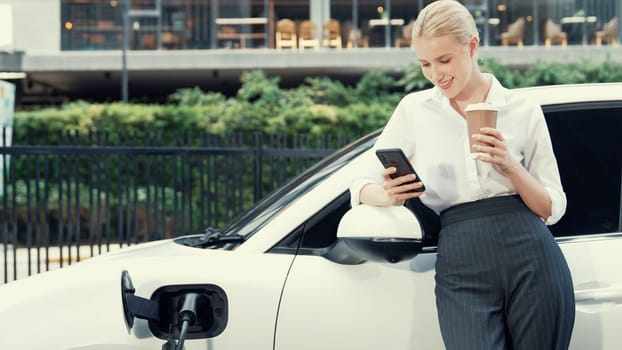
[125,274,229,349]
[152,284,228,349]
[176,293,201,350]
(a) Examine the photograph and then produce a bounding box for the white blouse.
[350,74,566,225]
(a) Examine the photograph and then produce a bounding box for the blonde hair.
[412,0,479,45]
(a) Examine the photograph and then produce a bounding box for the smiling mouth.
[438,79,452,90]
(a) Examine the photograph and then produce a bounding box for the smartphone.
[375,148,425,193]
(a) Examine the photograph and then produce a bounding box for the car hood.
[0,239,225,349]
[0,237,295,350]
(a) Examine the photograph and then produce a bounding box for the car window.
[298,191,352,249]
[545,102,622,236]
[224,133,377,240]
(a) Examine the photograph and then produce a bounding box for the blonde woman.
[350,0,574,348]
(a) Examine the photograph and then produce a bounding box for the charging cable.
[176,293,200,350]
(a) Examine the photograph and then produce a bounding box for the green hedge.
[12,58,622,141]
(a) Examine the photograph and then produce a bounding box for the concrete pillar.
[310,0,330,44]
[0,4,13,52]
[617,0,622,45]
[4,0,60,53]
[532,0,539,45]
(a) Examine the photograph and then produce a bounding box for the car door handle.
[575,285,622,304]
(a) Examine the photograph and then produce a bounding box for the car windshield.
[221,131,379,240]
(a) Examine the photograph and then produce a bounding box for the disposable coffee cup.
[465,103,499,159]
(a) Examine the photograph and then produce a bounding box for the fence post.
[253,132,263,203]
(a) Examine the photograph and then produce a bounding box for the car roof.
[515,82,622,106]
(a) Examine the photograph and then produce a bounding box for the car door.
[274,102,622,350]
[545,102,622,349]
[272,193,443,350]
[274,251,442,350]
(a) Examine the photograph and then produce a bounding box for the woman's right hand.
[382,167,424,205]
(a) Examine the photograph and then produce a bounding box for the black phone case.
[375,148,425,192]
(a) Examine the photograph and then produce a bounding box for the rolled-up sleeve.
[544,186,566,225]
[523,103,567,225]
[349,178,377,207]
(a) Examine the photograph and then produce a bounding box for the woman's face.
[413,34,477,99]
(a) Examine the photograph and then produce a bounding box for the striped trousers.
[435,195,575,350]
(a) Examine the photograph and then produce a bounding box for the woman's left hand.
[472,127,521,176]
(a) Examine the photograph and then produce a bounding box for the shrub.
[13,58,622,139]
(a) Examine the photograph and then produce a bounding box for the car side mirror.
[323,204,424,264]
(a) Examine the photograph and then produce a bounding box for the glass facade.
[60,0,620,50]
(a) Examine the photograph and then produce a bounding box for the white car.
[0,83,621,350]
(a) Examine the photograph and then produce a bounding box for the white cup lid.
[465,102,499,112]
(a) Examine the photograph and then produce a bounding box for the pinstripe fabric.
[435,195,575,350]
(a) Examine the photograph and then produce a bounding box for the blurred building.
[0,0,620,105]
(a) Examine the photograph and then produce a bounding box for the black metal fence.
[1,128,355,283]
